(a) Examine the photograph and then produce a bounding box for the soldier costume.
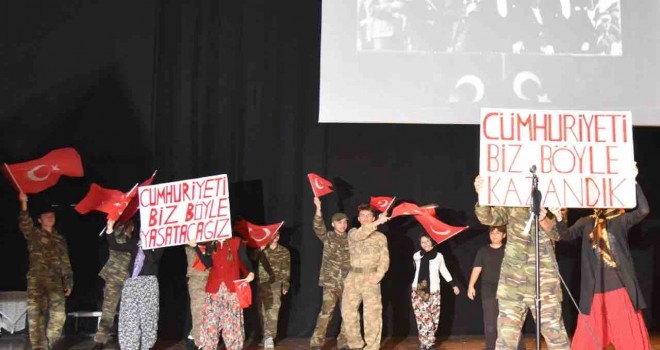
[341,215,389,350]
[310,213,350,349]
[19,207,73,350]
[255,241,290,347]
[185,245,210,348]
[475,204,569,350]
[94,221,137,349]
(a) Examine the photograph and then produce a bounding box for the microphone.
[530,165,537,174]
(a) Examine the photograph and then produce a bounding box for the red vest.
[205,237,246,293]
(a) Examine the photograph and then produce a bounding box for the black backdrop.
[1,0,659,342]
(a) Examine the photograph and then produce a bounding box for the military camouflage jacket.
[255,244,291,291]
[347,222,389,283]
[313,215,350,289]
[99,223,136,284]
[19,211,73,290]
[475,204,562,303]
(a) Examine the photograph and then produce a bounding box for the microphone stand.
[531,166,542,350]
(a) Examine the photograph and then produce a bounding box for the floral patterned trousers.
[199,283,244,350]
[412,289,441,348]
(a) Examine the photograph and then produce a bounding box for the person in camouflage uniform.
[18,192,73,350]
[473,176,569,350]
[93,218,137,350]
[254,232,290,348]
[185,244,210,350]
[341,204,390,350]
[310,197,351,350]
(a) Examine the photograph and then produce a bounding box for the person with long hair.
[411,234,460,350]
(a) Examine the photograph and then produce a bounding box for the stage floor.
[1,334,660,349]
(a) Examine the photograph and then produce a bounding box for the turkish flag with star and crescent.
[234,219,284,248]
[307,173,333,197]
[75,183,137,221]
[415,213,469,244]
[370,196,395,212]
[118,170,157,223]
[3,147,84,194]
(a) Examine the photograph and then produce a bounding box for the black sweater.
[557,184,649,314]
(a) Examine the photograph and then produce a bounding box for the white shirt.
[411,251,454,293]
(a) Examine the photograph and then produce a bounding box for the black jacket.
[557,184,649,314]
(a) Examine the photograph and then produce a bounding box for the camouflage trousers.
[94,278,124,344]
[310,286,348,349]
[27,274,66,350]
[257,283,283,339]
[188,273,209,346]
[496,299,569,350]
[341,273,382,350]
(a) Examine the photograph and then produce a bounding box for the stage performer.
[555,178,651,349]
[18,192,73,350]
[341,204,390,350]
[117,238,164,350]
[185,243,210,350]
[189,237,254,350]
[411,234,460,350]
[254,231,290,349]
[474,176,569,350]
[467,225,525,350]
[310,197,351,350]
[93,218,138,350]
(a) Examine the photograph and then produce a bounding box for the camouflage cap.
[331,212,348,222]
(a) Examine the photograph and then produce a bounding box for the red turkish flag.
[307,173,333,197]
[75,183,136,220]
[234,219,284,248]
[420,204,438,217]
[3,147,84,194]
[415,214,469,244]
[391,202,425,218]
[118,170,157,223]
[370,196,395,212]
[192,245,207,271]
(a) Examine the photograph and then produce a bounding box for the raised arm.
[313,197,329,242]
[622,183,650,231]
[18,192,35,238]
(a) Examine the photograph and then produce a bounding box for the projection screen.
[319,0,660,126]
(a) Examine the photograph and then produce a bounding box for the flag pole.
[383,196,397,214]
[3,163,24,193]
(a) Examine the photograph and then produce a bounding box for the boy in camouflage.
[18,192,73,350]
[341,204,390,350]
[93,218,137,350]
[473,176,569,350]
[255,232,291,348]
[310,197,351,350]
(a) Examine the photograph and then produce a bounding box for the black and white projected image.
[357,0,622,55]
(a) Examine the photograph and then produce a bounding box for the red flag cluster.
[234,219,284,248]
[390,201,469,245]
[2,148,84,194]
